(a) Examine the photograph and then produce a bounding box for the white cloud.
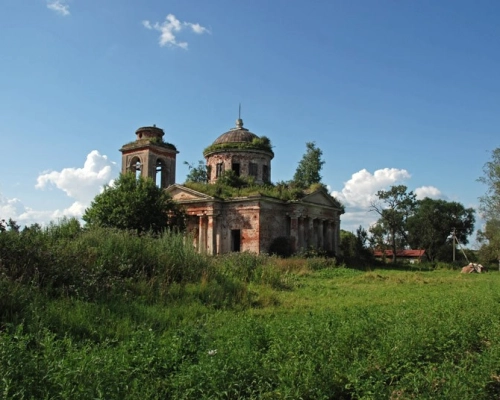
[0,151,118,227]
[36,150,117,204]
[330,168,412,232]
[331,168,411,210]
[142,13,210,49]
[415,185,443,200]
[47,0,70,16]
[0,195,56,227]
[0,196,26,221]
[142,20,153,30]
[185,22,210,34]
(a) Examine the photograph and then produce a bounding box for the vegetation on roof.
[203,136,273,156]
[122,137,177,151]
[183,172,344,211]
[184,181,303,201]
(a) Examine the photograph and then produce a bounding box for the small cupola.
[135,125,165,140]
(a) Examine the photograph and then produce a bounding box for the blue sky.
[1,0,499,244]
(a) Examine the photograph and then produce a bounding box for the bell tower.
[119,125,178,188]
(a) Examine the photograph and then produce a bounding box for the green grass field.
[2,262,500,399]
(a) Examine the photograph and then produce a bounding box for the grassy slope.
[2,268,500,399]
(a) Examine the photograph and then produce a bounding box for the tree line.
[368,185,474,263]
[2,144,500,266]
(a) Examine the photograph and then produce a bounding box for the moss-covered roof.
[203,119,274,157]
[203,136,274,157]
[120,137,177,152]
[182,181,344,212]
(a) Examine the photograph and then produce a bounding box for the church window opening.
[249,163,258,177]
[232,162,240,177]
[231,229,241,252]
[156,159,166,188]
[216,163,224,178]
[262,165,269,182]
[130,157,142,180]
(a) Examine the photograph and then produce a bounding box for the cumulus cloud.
[0,196,26,221]
[142,13,210,49]
[0,195,57,227]
[36,150,117,204]
[331,168,411,210]
[415,185,443,200]
[0,151,118,227]
[47,0,70,16]
[330,168,412,232]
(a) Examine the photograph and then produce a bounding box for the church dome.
[203,117,274,158]
[212,118,259,145]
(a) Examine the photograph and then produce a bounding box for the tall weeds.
[9,220,500,398]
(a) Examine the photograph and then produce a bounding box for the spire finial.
[236,103,243,128]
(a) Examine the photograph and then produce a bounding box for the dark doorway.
[231,229,241,252]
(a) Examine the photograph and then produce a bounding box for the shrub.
[268,236,294,257]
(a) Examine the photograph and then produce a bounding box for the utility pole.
[451,227,456,262]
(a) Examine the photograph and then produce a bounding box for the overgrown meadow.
[1,219,500,399]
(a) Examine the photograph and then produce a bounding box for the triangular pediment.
[300,190,342,209]
[165,184,214,202]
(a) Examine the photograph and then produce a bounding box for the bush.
[0,220,210,301]
[268,236,294,257]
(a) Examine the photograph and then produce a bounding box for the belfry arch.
[155,158,167,188]
[120,125,178,188]
[128,156,142,179]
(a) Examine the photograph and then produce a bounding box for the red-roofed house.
[372,249,426,264]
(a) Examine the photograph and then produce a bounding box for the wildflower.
[208,349,217,356]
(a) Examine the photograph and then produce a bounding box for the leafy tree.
[0,218,19,233]
[340,226,372,262]
[477,148,500,263]
[340,230,357,259]
[293,142,325,188]
[406,198,475,262]
[217,169,252,188]
[477,219,500,263]
[370,185,417,262]
[368,223,387,252]
[184,160,208,183]
[83,173,183,234]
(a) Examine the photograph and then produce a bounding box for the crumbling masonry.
[120,118,344,255]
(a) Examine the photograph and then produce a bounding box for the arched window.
[156,159,166,188]
[129,157,142,180]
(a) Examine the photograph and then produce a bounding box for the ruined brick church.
[120,118,343,255]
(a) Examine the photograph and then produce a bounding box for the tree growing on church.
[292,142,325,188]
[184,160,208,183]
[83,173,183,234]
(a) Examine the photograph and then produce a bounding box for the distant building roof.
[373,249,426,258]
